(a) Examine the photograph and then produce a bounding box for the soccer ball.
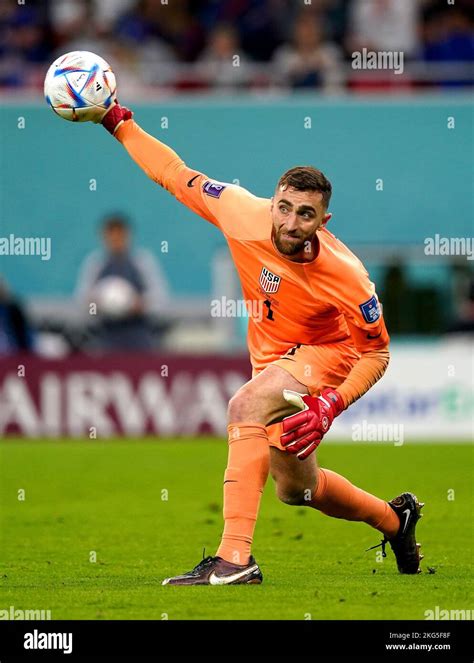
[44,51,116,122]
[94,276,137,319]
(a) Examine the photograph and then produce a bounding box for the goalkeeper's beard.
[273,228,311,256]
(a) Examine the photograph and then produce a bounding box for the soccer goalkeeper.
[96,102,424,585]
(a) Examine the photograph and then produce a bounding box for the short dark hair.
[102,214,130,232]
[277,166,332,209]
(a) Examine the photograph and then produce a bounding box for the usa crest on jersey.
[259,266,281,294]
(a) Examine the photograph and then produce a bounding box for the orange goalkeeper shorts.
[252,341,360,450]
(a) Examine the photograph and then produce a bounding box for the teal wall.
[0,95,472,296]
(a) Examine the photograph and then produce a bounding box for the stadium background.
[0,0,472,623]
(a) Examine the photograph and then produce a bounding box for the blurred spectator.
[0,1,50,87]
[197,23,252,90]
[272,12,343,90]
[447,263,474,333]
[49,0,112,69]
[48,0,169,93]
[0,278,33,355]
[319,0,351,46]
[116,0,205,62]
[380,261,442,335]
[114,0,194,87]
[197,0,285,61]
[380,262,414,334]
[346,0,420,56]
[75,214,169,351]
[92,0,136,34]
[49,0,90,47]
[447,278,474,333]
[421,1,474,87]
[345,0,421,92]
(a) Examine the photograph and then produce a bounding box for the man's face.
[103,225,129,254]
[271,186,330,258]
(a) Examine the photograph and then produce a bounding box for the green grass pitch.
[0,440,471,620]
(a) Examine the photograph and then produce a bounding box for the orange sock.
[216,423,269,565]
[310,468,399,538]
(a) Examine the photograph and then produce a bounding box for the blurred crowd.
[0,0,472,93]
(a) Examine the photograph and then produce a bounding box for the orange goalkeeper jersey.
[173,172,389,371]
[116,120,389,373]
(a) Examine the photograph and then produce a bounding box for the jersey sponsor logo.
[259,266,282,294]
[203,180,226,198]
[359,295,381,324]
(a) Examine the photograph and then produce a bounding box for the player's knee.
[228,391,248,421]
[227,386,262,422]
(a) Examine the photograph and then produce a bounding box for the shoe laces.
[192,549,215,573]
[366,538,387,557]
